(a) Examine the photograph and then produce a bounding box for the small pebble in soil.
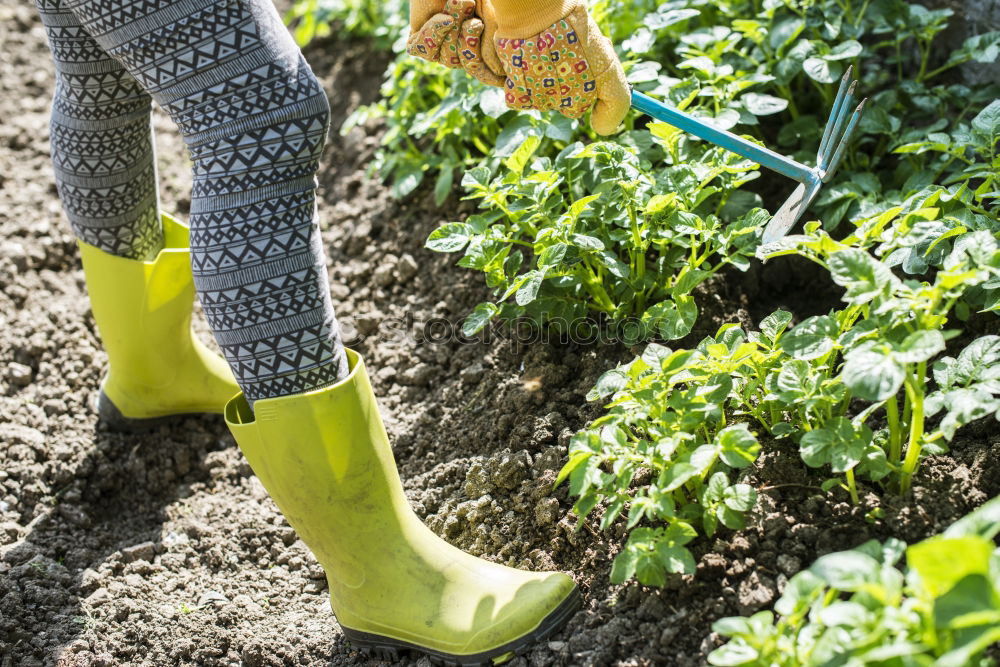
[120,541,155,563]
[399,363,435,386]
[396,253,418,283]
[776,553,801,576]
[373,255,397,286]
[7,362,32,386]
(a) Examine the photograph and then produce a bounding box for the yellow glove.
[407,0,505,87]
[490,0,630,135]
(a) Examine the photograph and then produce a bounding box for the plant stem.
[899,376,925,494]
[845,467,860,505]
[886,394,901,464]
[581,265,616,314]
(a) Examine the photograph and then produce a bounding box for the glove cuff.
[492,0,580,37]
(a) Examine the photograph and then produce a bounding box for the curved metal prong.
[819,81,857,172]
[823,98,867,183]
[817,66,854,165]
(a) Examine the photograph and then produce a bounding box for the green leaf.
[816,600,870,627]
[646,296,698,340]
[933,573,999,629]
[826,39,862,60]
[907,536,994,598]
[425,223,473,253]
[662,462,698,492]
[759,310,793,343]
[503,134,542,175]
[827,249,894,304]
[774,570,825,616]
[895,329,945,364]
[689,444,720,476]
[391,163,424,199]
[538,243,568,268]
[433,166,454,206]
[672,268,711,298]
[711,616,754,637]
[600,497,626,531]
[515,270,545,306]
[610,546,638,584]
[781,315,838,360]
[810,550,881,590]
[571,234,605,251]
[842,343,906,401]
[656,543,696,575]
[567,194,602,221]
[972,99,1000,138]
[742,93,789,116]
[718,426,761,468]
[803,56,841,83]
[950,336,1000,387]
[596,250,630,279]
[705,472,729,502]
[554,450,592,489]
[718,505,746,530]
[478,87,508,118]
[462,166,492,189]
[462,302,498,336]
[799,417,869,472]
[495,115,540,157]
[775,359,813,400]
[588,368,629,401]
[723,484,756,512]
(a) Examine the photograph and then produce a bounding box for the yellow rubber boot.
[79,213,239,430]
[225,349,580,666]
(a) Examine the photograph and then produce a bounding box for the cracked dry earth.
[2,3,1000,666]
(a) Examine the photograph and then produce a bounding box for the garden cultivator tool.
[631,67,867,243]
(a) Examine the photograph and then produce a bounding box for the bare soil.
[2,3,999,666]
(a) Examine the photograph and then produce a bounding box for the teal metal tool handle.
[630,90,818,186]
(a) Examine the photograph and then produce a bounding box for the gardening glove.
[407,0,506,87]
[490,0,630,135]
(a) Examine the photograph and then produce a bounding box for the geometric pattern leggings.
[33,0,350,402]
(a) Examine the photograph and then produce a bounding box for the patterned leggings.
[34,0,349,402]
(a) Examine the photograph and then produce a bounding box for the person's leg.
[55,1,579,660]
[35,0,238,427]
[61,0,349,403]
[35,0,162,260]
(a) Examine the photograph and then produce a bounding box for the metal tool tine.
[823,98,867,183]
[817,66,854,165]
[819,81,857,172]
[761,178,825,244]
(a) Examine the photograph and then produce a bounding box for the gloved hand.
[407,0,505,87]
[489,0,630,135]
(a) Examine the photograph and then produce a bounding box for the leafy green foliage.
[761,222,1000,495]
[708,495,1000,667]
[557,338,767,585]
[427,138,763,337]
[285,0,406,50]
[566,225,1000,582]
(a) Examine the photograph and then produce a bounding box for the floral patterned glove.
[407,0,505,87]
[491,0,629,135]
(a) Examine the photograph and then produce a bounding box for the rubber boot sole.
[343,586,582,666]
[96,390,218,433]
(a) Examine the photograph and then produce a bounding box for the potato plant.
[558,341,765,585]
[760,224,1000,496]
[426,137,763,339]
[708,495,1000,667]
[570,222,1000,583]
